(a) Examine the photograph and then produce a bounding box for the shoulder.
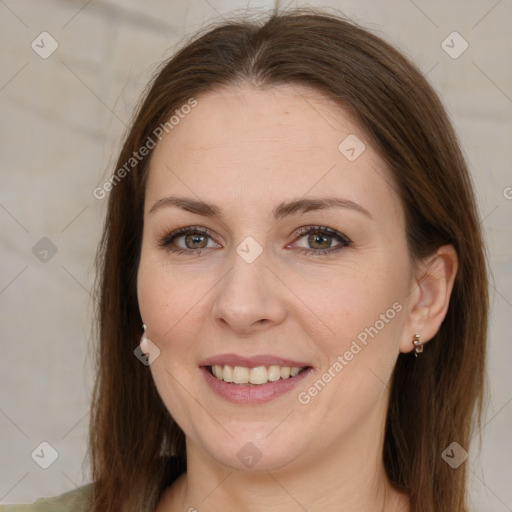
[0,484,93,512]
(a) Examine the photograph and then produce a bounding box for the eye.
[159,226,219,255]
[288,225,352,256]
[159,225,351,256]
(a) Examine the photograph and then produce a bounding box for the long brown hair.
[88,7,489,511]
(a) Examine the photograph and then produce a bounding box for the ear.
[399,244,458,354]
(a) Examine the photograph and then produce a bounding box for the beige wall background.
[0,0,510,509]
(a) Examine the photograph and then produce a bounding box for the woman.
[2,6,488,512]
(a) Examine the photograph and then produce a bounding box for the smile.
[208,364,308,385]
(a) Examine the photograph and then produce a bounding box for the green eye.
[290,226,352,256]
[159,225,351,256]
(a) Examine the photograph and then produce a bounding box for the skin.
[136,83,458,511]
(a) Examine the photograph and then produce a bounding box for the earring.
[140,324,147,348]
[412,333,425,357]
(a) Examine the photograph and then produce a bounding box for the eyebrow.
[149,195,373,221]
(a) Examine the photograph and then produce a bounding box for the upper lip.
[199,353,312,368]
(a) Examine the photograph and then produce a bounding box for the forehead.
[145,83,402,226]
[150,83,363,167]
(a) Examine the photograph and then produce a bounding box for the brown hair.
[88,7,489,512]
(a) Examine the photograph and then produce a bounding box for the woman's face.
[137,83,418,472]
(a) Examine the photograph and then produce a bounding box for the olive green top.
[0,484,93,512]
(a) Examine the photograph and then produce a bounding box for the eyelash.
[158,225,352,257]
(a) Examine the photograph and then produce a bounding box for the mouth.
[205,364,311,385]
[199,354,314,403]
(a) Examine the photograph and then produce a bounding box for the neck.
[158,399,410,512]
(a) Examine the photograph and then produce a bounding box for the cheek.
[293,263,405,344]
[137,258,206,431]
[292,261,410,408]
[147,356,204,444]
[296,285,406,435]
[137,259,170,336]
[137,255,201,343]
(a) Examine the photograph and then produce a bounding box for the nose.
[210,247,287,335]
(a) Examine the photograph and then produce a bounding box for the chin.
[198,432,307,473]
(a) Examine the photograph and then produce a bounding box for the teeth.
[210,364,306,385]
[249,366,267,384]
[233,366,249,384]
[223,364,234,383]
[267,365,281,382]
[212,365,222,379]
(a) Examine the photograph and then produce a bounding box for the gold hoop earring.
[412,333,425,357]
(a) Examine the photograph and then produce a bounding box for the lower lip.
[201,366,313,404]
